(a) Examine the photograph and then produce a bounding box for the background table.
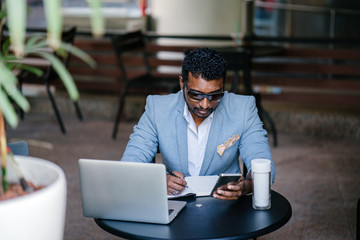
[95,190,292,240]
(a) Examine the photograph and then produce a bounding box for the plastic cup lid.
[251,158,271,172]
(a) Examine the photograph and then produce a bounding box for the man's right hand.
[166,171,187,195]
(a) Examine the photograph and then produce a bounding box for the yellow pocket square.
[217,134,240,156]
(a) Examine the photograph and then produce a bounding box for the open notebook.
[168,175,219,199]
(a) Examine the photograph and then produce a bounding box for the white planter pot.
[0,156,67,240]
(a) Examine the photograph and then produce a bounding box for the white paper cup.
[251,159,271,210]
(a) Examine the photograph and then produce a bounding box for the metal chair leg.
[254,94,277,147]
[74,101,83,121]
[112,89,127,139]
[231,71,240,93]
[357,198,360,240]
[18,77,25,120]
[262,109,278,147]
[46,80,66,134]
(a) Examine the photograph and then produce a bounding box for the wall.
[150,0,243,35]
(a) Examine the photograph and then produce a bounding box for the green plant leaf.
[17,65,43,76]
[59,42,97,69]
[26,34,44,47]
[0,88,18,128]
[87,0,105,37]
[0,10,6,19]
[24,35,46,51]
[24,37,48,54]
[2,55,17,63]
[42,0,62,49]
[35,51,79,101]
[6,0,26,57]
[2,38,11,55]
[0,61,16,84]
[0,62,30,111]
[4,57,43,76]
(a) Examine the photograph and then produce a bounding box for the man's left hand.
[212,177,252,200]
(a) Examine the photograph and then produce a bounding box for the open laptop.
[78,159,187,224]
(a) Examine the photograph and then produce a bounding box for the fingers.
[173,171,185,179]
[166,172,187,195]
[168,175,187,189]
[213,181,244,200]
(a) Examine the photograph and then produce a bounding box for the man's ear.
[179,75,184,90]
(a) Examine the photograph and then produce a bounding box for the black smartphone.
[211,173,242,196]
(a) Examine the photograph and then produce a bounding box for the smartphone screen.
[210,173,242,196]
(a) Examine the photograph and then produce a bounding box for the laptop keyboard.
[168,209,174,215]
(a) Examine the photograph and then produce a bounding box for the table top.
[95,190,292,240]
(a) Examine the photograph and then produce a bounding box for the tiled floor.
[6,112,360,240]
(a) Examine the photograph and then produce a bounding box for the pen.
[166,166,188,188]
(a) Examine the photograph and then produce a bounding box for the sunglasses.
[185,86,224,102]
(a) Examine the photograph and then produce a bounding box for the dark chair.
[8,140,29,156]
[218,49,277,147]
[18,26,83,134]
[111,30,179,139]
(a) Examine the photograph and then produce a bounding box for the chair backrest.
[218,49,252,94]
[17,27,77,79]
[48,26,77,80]
[58,26,77,67]
[111,30,151,84]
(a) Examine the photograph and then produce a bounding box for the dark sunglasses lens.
[187,88,224,102]
[209,93,224,101]
[188,91,204,101]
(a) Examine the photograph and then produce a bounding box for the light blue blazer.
[121,91,275,183]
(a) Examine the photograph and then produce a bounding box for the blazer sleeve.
[238,96,275,184]
[121,96,158,163]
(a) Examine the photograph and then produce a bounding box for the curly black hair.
[181,47,227,84]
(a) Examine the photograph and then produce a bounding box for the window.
[27,0,142,28]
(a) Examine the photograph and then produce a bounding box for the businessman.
[121,47,274,200]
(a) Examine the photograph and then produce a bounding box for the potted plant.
[0,0,104,239]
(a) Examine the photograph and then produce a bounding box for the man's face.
[180,73,224,121]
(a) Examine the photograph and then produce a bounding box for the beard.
[183,93,217,119]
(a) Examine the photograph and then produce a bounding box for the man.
[121,47,274,200]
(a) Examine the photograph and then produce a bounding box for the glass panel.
[26,0,142,28]
[253,0,360,40]
[254,7,286,37]
[27,1,46,28]
[292,11,329,38]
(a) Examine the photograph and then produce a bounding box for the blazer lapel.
[175,94,189,175]
[199,103,224,175]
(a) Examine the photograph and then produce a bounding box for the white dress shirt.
[183,104,214,176]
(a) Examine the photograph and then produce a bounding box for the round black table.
[95,190,292,240]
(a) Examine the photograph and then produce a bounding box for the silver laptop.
[78,159,187,224]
